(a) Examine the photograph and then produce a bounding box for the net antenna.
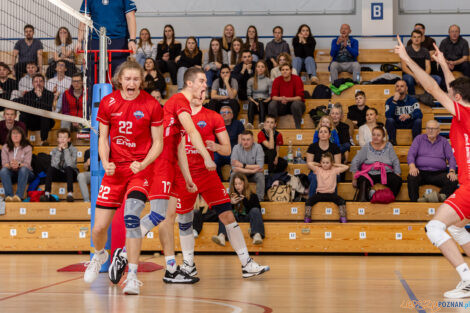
[0,0,94,127]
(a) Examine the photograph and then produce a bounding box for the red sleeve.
[454,101,470,129]
[294,76,305,101]
[151,100,163,126]
[213,112,226,133]
[176,99,192,116]
[271,77,280,98]
[276,132,284,146]
[258,131,267,143]
[96,96,110,125]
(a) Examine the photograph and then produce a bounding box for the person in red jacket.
[268,63,305,129]
[60,72,84,130]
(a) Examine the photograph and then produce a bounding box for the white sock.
[45,191,50,196]
[456,263,470,281]
[165,255,177,273]
[180,234,195,266]
[68,192,73,196]
[121,246,127,259]
[95,248,104,255]
[128,263,138,276]
[225,222,250,266]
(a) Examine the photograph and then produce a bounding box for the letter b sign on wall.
[371,2,383,20]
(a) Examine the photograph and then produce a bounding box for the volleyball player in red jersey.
[169,95,270,278]
[110,67,215,285]
[396,36,470,298]
[83,60,164,296]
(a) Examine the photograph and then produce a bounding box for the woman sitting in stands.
[203,38,227,95]
[143,57,166,97]
[228,38,243,70]
[313,115,340,147]
[133,28,157,66]
[350,126,402,202]
[270,52,298,79]
[206,64,240,118]
[0,126,34,202]
[329,103,352,162]
[156,24,181,85]
[176,36,202,91]
[244,26,264,62]
[358,108,387,147]
[219,24,235,53]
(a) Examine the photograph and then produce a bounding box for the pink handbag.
[370,188,395,204]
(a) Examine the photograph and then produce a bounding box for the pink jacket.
[353,162,393,186]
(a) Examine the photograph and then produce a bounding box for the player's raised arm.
[394,35,455,116]
[431,42,456,92]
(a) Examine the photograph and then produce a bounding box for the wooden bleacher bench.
[33,146,89,162]
[0,182,84,200]
[27,129,89,146]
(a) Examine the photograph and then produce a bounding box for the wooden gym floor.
[0,254,469,313]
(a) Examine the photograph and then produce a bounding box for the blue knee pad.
[178,211,194,236]
[124,197,145,238]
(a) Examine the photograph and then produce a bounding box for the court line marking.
[395,270,427,313]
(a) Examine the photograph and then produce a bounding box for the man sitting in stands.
[231,50,256,101]
[329,24,360,83]
[439,24,470,78]
[0,62,17,101]
[59,72,84,130]
[12,24,43,81]
[46,60,72,110]
[407,120,458,202]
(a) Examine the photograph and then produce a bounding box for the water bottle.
[328,99,332,110]
[287,140,294,163]
[295,147,302,163]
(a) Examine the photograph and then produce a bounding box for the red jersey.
[450,101,470,184]
[184,107,226,173]
[160,93,192,161]
[97,90,163,164]
[258,130,284,147]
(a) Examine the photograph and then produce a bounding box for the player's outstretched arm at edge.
[140,125,163,169]
[213,130,231,156]
[98,122,115,175]
[395,35,456,116]
[178,111,216,170]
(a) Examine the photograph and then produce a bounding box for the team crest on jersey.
[133,110,144,119]
[197,120,207,128]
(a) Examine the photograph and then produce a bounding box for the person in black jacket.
[143,58,166,97]
[244,25,264,62]
[231,50,256,101]
[292,24,319,84]
[17,73,55,146]
[0,62,18,100]
[156,25,181,85]
[212,172,265,246]
[176,37,202,91]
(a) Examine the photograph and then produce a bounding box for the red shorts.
[96,163,153,208]
[149,157,178,200]
[171,170,230,214]
[444,184,470,220]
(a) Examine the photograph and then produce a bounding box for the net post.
[99,27,107,84]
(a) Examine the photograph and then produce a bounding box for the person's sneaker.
[417,197,427,202]
[258,122,264,130]
[67,194,74,202]
[242,258,270,278]
[340,217,348,223]
[5,196,13,202]
[12,195,21,202]
[163,266,200,284]
[245,123,254,130]
[425,191,439,203]
[122,275,143,295]
[180,261,198,277]
[252,233,263,245]
[212,233,225,246]
[444,280,470,298]
[108,248,128,284]
[193,229,199,238]
[84,250,109,283]
[439,193,448,202]
[40,194,50,202]
[41,141,49,146]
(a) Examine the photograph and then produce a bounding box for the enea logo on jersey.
[197,120,207,129]
[133,110,144,120]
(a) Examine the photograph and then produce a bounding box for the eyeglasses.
[220,110,232,114]
[426,127,440,131]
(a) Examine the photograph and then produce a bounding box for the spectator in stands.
[439,24,470,78]
[18,74,55,146]
[0,109,26,145]
[232,50,256,101]
[270,52,298,79]
[207,65,240,118]
[46,27,76,79]
[60,72,84,130]
[313,115,340,146]
[0,62,17,100]
[306,126,341,197]
[228,38,243,70]
[406,23,437,74]
[351,126,402,201]
[0,126,34,202]
[304,152,349,223]
[407,120,458,202]
[265,26,290,70]
[292,24,319,85]
[212,172,265,246]
[329,24,360,83]
[78,149,90,202]
[12,24,43,81]
[347,91,369,129]
[12,61,37,99]
[150,89,163,102]
[143,58,166,96]
[156,25,181,85]
[46,60,72,105]
[358,108,386,147]
[244,25,264,62]
[402,30,441,95]
[219,24,235,53]
[40,128,78,202]
[203,38,227,94]
[133,28,157,67]
[176,37,202,91]
[247,60,272,129]
[258,114,287,173]
[330,103,352,162]
[385,79,422,145]
[214,105,244,180]
[268,63,305,129]
[231,130,265,201]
